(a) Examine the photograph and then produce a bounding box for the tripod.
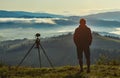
[16,33,54,68]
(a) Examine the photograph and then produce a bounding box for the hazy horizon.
[0,0,120,15]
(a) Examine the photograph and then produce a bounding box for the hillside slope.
[0,33,120,67]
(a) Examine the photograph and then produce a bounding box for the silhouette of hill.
[0,10,64,18]
[0,33,119,67]
[1,10,120,19]
[84,11,120,20]
[69,11,120,27]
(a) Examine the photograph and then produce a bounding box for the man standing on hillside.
[73,18,92,73]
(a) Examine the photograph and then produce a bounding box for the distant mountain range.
[0,10,120,28]
[84,11,120,20]
[0,10,120,19]
[69,11,120,27]
[0,10,64,18]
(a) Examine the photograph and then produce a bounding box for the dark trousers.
[77,46,90,71]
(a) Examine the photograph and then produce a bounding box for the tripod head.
[35,33,41,38]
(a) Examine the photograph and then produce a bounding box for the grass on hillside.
[0,64,120,78]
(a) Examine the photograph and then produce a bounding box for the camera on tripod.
[35,33,40,37]
[35,33,40,48]
[16,33,54,68]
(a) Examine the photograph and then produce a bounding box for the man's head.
[79,18,86,25]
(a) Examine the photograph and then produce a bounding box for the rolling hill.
[0,32,120,67]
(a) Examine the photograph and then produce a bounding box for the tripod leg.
[39,43,54,68]
[37,47,42,68]
[16,42,36,68]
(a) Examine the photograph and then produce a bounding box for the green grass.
[0,65,120,78]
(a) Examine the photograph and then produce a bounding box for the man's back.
[74,25,92,47]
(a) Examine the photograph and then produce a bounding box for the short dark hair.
[80,18,86,25]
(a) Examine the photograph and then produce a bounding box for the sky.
[0,0,120,15]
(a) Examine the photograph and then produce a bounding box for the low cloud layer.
[110,28,120,35]
[0,18,67,24]
[0,26,76,41]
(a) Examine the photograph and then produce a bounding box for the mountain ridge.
[1,10,120,19]
[0,10,64,18]
[0,10,120,28]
